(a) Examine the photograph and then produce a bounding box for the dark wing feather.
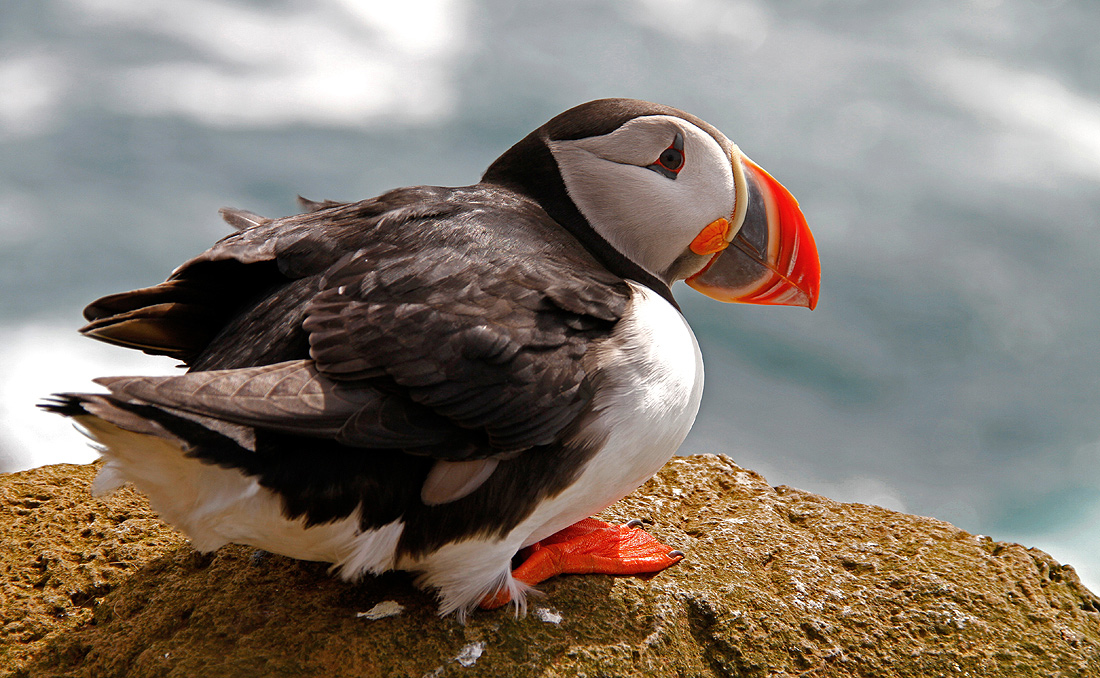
[302,205,629,453]
[94,360,461,449]
[79,187,458,365]
[79,184,631,460]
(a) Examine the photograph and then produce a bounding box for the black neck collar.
[481,130,680,311]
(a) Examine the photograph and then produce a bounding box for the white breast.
[391,282,705,616]
[514,281,705,547]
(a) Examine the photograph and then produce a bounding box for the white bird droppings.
[454,641,485,667]
[356,600,405,620]
[535,607,563,624]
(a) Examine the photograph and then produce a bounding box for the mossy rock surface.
[2,455,1098,677]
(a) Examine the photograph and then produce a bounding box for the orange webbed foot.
[480,517,683,609]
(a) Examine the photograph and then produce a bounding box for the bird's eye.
[647,132,685,179]
[659,148,683,170]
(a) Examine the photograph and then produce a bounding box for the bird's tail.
[41,392,265,552]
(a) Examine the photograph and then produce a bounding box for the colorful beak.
[686,157,820,309]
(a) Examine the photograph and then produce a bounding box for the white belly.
[401,282,705,616]
[516,282,705,545]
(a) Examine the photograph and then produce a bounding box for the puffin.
[43,98,820,619]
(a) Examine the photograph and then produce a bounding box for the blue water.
[1,0,1097,589]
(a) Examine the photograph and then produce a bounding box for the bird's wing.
[302,230,628,454]
[93,360,460,450]
[86,185,632,459]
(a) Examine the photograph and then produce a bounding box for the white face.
[548,115,739,283]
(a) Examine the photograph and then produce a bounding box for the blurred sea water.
[1,0,1097,590]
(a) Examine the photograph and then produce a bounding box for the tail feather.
[41,393,186,442]
[78,255,287,365]
[41,392,334,557]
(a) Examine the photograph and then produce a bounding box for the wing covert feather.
[303,230,630,453]
[81,184,633,459]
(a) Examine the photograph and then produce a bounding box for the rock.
[2,455,1098,677]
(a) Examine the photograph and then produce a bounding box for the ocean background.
[1,0,1097,590]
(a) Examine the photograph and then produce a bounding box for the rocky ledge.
[2,455,1098,677]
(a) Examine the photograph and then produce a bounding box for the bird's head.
[483,98,820,309]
